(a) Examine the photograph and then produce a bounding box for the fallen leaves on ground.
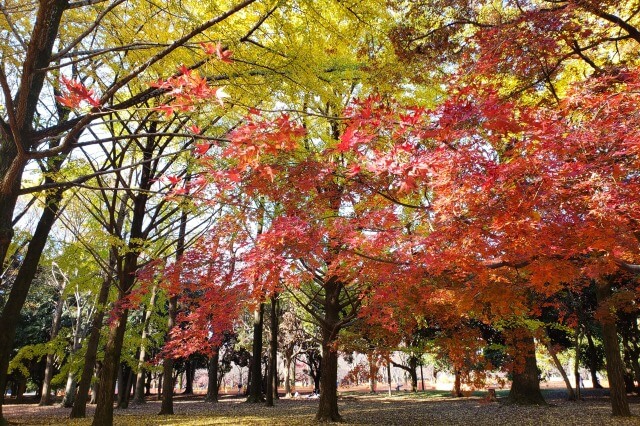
[4,390,640,425]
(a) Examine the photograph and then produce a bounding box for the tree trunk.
[368,354,377,393]
[585,330,603,389]
[183,359,195,395]
[133,287,158,404]
[316,278,342,422]
[40,273,66,406]
[159,203,188,415]
[246,304,264,403]
[91,306,129,426]
[316,334,340,422]
[0,189,63,423]
[284,356,293,397]
[205,351,220,402]
[157,373,163,400]
[70,271,112,418]
[453,371,463,397]
[159,295,177,415]
[595,281,630,416]
[61,371,76,408]
[266,294,278,406]
[409,357,418,392]
[507,329,546,405]
[387,359,392,396]
[90,362,102,405]
[546,341,575,400]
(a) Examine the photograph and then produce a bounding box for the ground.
[4,389,640,425]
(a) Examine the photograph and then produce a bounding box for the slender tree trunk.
[133,287,157,404]
[0,189,63,424]
[205,351,220,402]
[595,281,630,416]
[90,362,102,405]
[266,294,278,406]
[546,341,575,400]
[159,296,177,415]
[91,306,129,426]
[284,355,294,397]
[70,271,112,417]
[159,202,188,415]
[157,373,163,400]
[119,366,134,409]
[387,359,392,396]
[507,328,546,405]
[61,371,77,408]
[184,359,194,395]
[40,274,66,406]
[585,330,603,389]
[247,304,265,403]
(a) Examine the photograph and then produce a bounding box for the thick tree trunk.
[316,336,340,422]
[595,281,630,417]
[246,304,264,403]
[507,329,546,405]
[91,306,129,426]
[266,294,278,406]
[453,371,463,397]
[205,351,220,402]
[316,278,342,422]
[368,354,377,393]
[387,359,392,396]
[40,276,66,406]
[409,357,418,392]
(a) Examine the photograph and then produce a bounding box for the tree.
[0,2,263,423]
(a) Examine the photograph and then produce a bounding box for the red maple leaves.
[55,76,101,109]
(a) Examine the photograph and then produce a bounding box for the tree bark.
[585,330,603,389]
[284,355,294,397]
[184,359,195,395]
[91,305,130,426]
[159,200,188,415]
[316,332,340,421]
[546,341,575,400]
[39,270,66,406]
[0,190,63,423]
[246,304,265,403]
[133,287,158,404]
[205,351,220,402]
[315,278,342,422]
[70,271,112,418]
[266,294,278,406]
[594,281,630,416]
[159,295,177,415]
[506,329,546,405]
